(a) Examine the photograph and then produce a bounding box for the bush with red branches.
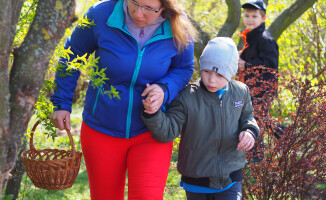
[237,66,326,199]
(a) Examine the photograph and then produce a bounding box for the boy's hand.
[238,58,245,71]
[141,83,164,114]
[237,131,255,151]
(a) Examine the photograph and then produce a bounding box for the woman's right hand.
[49,110,71,130]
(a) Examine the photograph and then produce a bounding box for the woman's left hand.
[141,83,164,114]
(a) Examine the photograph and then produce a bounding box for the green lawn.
[17,151,185,200]
[12,105,186,200]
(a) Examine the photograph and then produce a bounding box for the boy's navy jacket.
[50,0,195,138]
[240,22,278,69]
[142,80,260,190]
[240,22,279,98]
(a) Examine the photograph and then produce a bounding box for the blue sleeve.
[156,42,195,104]
[50,7,98,112]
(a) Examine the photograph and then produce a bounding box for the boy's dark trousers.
[185,181,242,200]
[249,96,283,163]
[250,116,285,162]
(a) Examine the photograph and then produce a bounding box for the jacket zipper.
[93,86,103,115]
[107,11,172,138]
[108,25,145,139]
[218,97,224,188]
[126,48,145,138]
[122,27,167,138]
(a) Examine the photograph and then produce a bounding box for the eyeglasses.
[128,0,162,15]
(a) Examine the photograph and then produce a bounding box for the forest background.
[0,0,326,199]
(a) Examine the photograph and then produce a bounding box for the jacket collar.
[199,79,229,94]
[106,0,172,42]
[246,22,265,40]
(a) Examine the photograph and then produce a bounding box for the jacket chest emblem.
[212,67,218,73]
[233,99,244,109]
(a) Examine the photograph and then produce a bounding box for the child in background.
[142,37,259,200]
[239,0,279,102]
[239,0,279,78]
[239,0,280,160]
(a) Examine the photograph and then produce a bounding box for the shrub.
[237,66,326,199]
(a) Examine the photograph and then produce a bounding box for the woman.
[49,0,197,199]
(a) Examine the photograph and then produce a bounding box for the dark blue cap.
[242,0,267,12]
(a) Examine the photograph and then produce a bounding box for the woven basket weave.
[21,121,82,190]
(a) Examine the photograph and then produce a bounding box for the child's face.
[243,9,266,31]
[201,70,228,93]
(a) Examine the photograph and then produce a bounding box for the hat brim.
[242,3,266,12]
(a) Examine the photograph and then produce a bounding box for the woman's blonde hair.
[160,0,197,53]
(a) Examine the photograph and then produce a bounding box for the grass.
[9,104,186,200]
[18,159,90,200]
[163,157,186,200]
[15,105,90,200]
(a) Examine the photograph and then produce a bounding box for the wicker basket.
[21,121,82,190]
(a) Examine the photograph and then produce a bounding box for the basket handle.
[29,121,76,158]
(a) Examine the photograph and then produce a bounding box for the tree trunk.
[0,0,76,198]
[5,140,26,200]
[189,17,210,63]
[0,0,22,194]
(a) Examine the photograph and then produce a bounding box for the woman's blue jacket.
[50,0,195,138]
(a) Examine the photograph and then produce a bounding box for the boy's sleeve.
[239,86,260,139]
[141,94,187,143]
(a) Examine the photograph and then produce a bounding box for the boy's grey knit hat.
[200,37,239,81]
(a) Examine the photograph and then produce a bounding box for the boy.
[239,0,279,101]
[142,37,259,200]
[239,0,279,74]
[239,0,280,159]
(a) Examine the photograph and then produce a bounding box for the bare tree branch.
[268,0,317,40]
[11,0,25,35]
[193,0,241,58]
[217,0,241,37]
[190,17,210,60]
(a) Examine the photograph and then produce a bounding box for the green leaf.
[2,194,14,200]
